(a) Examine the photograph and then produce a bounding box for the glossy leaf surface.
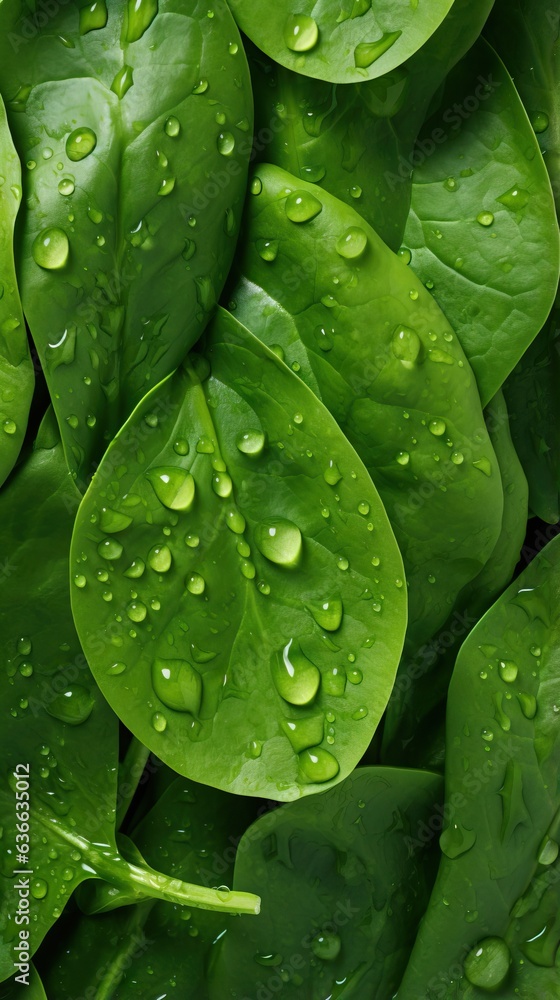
[0,0,253,483]
[71,308,407,801]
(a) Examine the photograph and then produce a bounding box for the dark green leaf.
[70,307,407,800]
[0,0,253,483]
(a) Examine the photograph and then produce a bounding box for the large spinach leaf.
[231,163,504,651]
[246,0,494,251]
[383,390,529,767]
[0,0,253,484]
[397,534,560,998]
[403,39,559,407]
[70,307,407,801]
[0,422,259,982]
[209,766,443,999]
[0,95,33,489]
[0,966,45,999]
[41,773,257,999]
[228,0,454,85]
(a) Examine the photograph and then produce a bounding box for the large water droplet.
[97,538,123,560]
[323,460,342,485]
[476,211,494,227]
[311,932,341,961]
[100,508,132,533]
[111,65,134,99]
[391,325,421,366]
[281,715,324,752]
[499,660,518,683]
[124,558,145,578]
[285,190,322,223]
[217,131,235,156]
[272,639,320,705]
[79,0,108,33]
[152,658,201,714]
[429,418,446,437]
[212,471,233,498]
[354,31,401,68]
[147,468,195,511]
[257,238,279,262]
[307,596,343,631]
[31,878,48,899]
[283,13,319,52]
[66,127,97,161]
[186,573,205,595]
[32,228,69,270]
[126,0,158,42]
[225,507,246,534]
[165,115,180,137]
[440,821,476,859]
[127,601,147,623]
[299,747,339,783]
[255,517,302,567]
[464,938,511,990]
[46,685,95,725]
[237,430,265,456]
[148,544,172,573]
[336,226,368,259]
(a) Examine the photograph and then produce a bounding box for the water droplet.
[396,451,410,466]
[499,660,518,683]
[531,110,549,133]
[336,226,368,259]
[273,639,320,705]
[440,821,477,859]
[58,177,75,196]
[185,534,199,549]
[79,0,108,33]
[107,662,126,676]
[147,468,195,511]
[152,712,167,732]
[186,573,205,595]
[17,637,32,656]
[31,878,48,899]
[212,471,233,498]
[314,325,334,351]
[300,164,326,183]
[538,838,559,866]
[285,190,322,223]
[251,176,262,195]
[247,739,262,758]
[391,325,421,366]
[518,692,537,719]
[281,715,324,752]
[32,228,69,270]
[323,460,342,485]
[147,544,172,573]
[97,538,123,560]
[429,418,446,437]
[481,728,494,742]
[352,706,368,720]
[3,419,16,435]
[74,574,87,589]
[283,13,319,52]
[473,457,492,477]
[350,184,362,199]
[299,747,339,783]
[152,658,201,714]
[307,596,343,631]
[337,556,349,571]
[126,0,157,41]
[476,211,494,227]
[354,31,401,68]
[498,187,530,211]
[217,131,235,156]
[196,436,214,454]
[46,685,95,725]
[66,127,97,161]
[165,115,180,137]
[225,507,246,534]
[236,430,265,456]
[464,938,511,990]
[127,601,147,623]
[255,518,302,567]
[451,451,464,465]
[111,65,134,99]
[124,559,145,579]
[100,508,132,533]
[322,666,346,696]
[257,238,279,262]
[311,932,341,961]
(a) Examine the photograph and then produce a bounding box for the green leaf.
[0,0,253,483]
[383,390,529,767]
[0,966,46,999]
[209,766,443,998]
[397,535,560,998]
[70,307,407,801]
[403,39,560,406]
[231,162,504,651]
[0,95,33,489]
[41,773,258,998]
[228,0,454,85]
[247,0,494,251]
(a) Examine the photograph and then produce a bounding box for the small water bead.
[323,460,342,485]
[391,325,421,366]
[256,238,279,262]
[226,507,246,534]
[451,451,464,466]
[538,837,559,866]
[347,668,363,684]
[186,573,205,595]
[354,31,401,68]
[481,728,494,742]
[240,559,256,579]
[107,662,126,676]
[273,639,320,706]
[19,662,33,677]
[352,706,368,721]
[251,176,263,195]
[440,821,477,860]
[31,878,48,900]
[66,126,97,161]
[464,938,511,990]
[17,637,32,656]
[498,186,530,211]
[185,534,199,549]
[396,451,410,466]
[46,685,95,725]
[97,538,123,561]
[283,13,319,52]
[311,932,341,961]
[148,544,172,573]
[531,110,549,133]
[476,211,494,227]
[74,574,87,589]
[127,601,147,623]
[210,471,232,498]
[307,596,343,631]
[247,739,262,758]
[473,457,492,477]
[217,131,235,157]
[300,164,326,183]
[285,190,322,223]
[397,246,412,264]
[27,160,36,170]
[32,228,69,270]
[299,747,339,783]
[99,508,132,533]
[336,227,368,259]
[409,289,419,301]
[229,40,239,55]
[281,716,324,753]
[147,468,195,511]
[429,418,446,437]
[152,712,167,733]
[518,692,537,719]
[499,660,518,683]
[257,580,271,595]
[255,518,302,568]
[3,419,16,435]
[196,436,214,454]
[164,115,180,137]
[337,556,349,571]
[58,177,75,196]
[152,658,201,714]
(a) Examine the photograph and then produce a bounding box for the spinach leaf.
[247,0,494,251]
[209,766,443,999]
[70,307,407,801]
[383,390,529,767]
[0,425,259,981]
[487,0,560,522]
[0,966,46,999]
[231,163,504,651]
[0,0,253,484]
[41,774,258,999]
[228,0,454,85]
[403,39,559,407]
[397,534,560,998]
[0,95,33,489]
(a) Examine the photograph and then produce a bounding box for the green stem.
[116,737,151,829]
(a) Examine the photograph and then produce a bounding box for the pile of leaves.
[1,0,559,997]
